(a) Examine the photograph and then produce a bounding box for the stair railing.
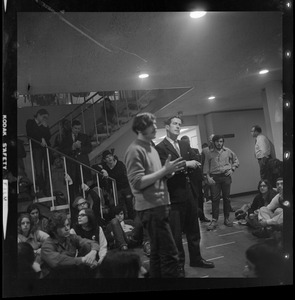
[18,134,118,218]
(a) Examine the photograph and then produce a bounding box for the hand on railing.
[64,173,73,185]
[41,138,48,147]
[81,183,90,192]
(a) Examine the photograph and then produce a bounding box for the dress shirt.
[166,136,181,156]
[254,134,271,159]
[203,146,239,175]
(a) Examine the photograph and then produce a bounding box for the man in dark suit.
[59,120,92,216]
[156,116,214,277]
[180,135,210,223]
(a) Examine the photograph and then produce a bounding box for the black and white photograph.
[2,0,293,296]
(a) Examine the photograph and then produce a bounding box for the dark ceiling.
[15,3,283,118]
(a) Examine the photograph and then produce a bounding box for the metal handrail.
[18,134,118,208]
[49,92,104,137]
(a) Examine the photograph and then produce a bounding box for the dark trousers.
[32,147,50,195]
[138,205,179,278]
[118,187,135,220]
[210,174,232,220]
[170,183,202,268]
[258,157,270,180]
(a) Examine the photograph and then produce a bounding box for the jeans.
[210,174,232,220]
[138,205,179,278]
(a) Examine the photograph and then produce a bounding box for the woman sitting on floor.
[17,213,49,265]
[26,203,49,233]
[70,208,108,265]
[235,179,277,227]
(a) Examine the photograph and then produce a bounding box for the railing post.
[111,180,118,206]
[95,173,103,219]
[63,156,71,218]
[81,105,86,134]
[46,147,55,210]
[80,165,85,199]
[92,99,99,145]
[28,139,37,198]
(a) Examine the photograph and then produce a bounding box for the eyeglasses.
[78,214,87,218]
[77,201,87,206]
[260,184,267,187]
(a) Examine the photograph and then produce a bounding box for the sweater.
[124,139,170,211]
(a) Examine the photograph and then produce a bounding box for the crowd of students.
[17,110,285,283]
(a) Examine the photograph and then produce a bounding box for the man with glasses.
[250,125,272,180]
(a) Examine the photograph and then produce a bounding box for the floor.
[18,193,284,286]
[135,194,271,280]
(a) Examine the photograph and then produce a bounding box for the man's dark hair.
[132,112,156,134]
[34,109,49,117]
[72,120,81,127]
[212,135,224,143]
[252,125,262,133]
[164,115,183,126]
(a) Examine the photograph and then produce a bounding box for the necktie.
[174,140,181,156]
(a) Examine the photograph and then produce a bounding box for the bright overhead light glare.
[190,11,207,19]
[138,73,149,79]
[259,69,269,75]
[180,128,188,132]
[208,96,215,100]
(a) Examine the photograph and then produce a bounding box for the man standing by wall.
[156,116,215,277]
[251,125,271,180]
[125,112,185,278]
[203,135,239,231]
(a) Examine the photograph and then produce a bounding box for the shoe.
[143,241,151,257]
[190,259,215,268]
[178,266,185,278]
[207,220,218,231]
[200,216,211,223]
[224,218,233,227]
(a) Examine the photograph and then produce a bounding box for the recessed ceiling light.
[190,11,207,19]
[138,73,149,79]
[259,69,269,75]
[208,96,215,100]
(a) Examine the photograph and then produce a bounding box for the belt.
[210,173,227,177]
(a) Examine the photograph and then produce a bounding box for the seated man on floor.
[104,205,150,256]
[252,177,284,238]
[40,212,100,279]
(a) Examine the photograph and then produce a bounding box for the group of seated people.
[17,195,151,279]
[17,175,285,280]
[234,177,284,239]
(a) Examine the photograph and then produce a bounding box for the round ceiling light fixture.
[190,11,207,19]
[259,69,269,75]
[138,73,149,79]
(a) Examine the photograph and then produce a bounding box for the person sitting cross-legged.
[252,177,284,238]
[104,205,150,256]
[40,212,100,279]
[70,208,108,265]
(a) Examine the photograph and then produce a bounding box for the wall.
[204,109,266,195]
[18,105,279,196]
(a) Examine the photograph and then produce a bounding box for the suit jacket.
[59,132,92,167]
[155,138,200,204]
